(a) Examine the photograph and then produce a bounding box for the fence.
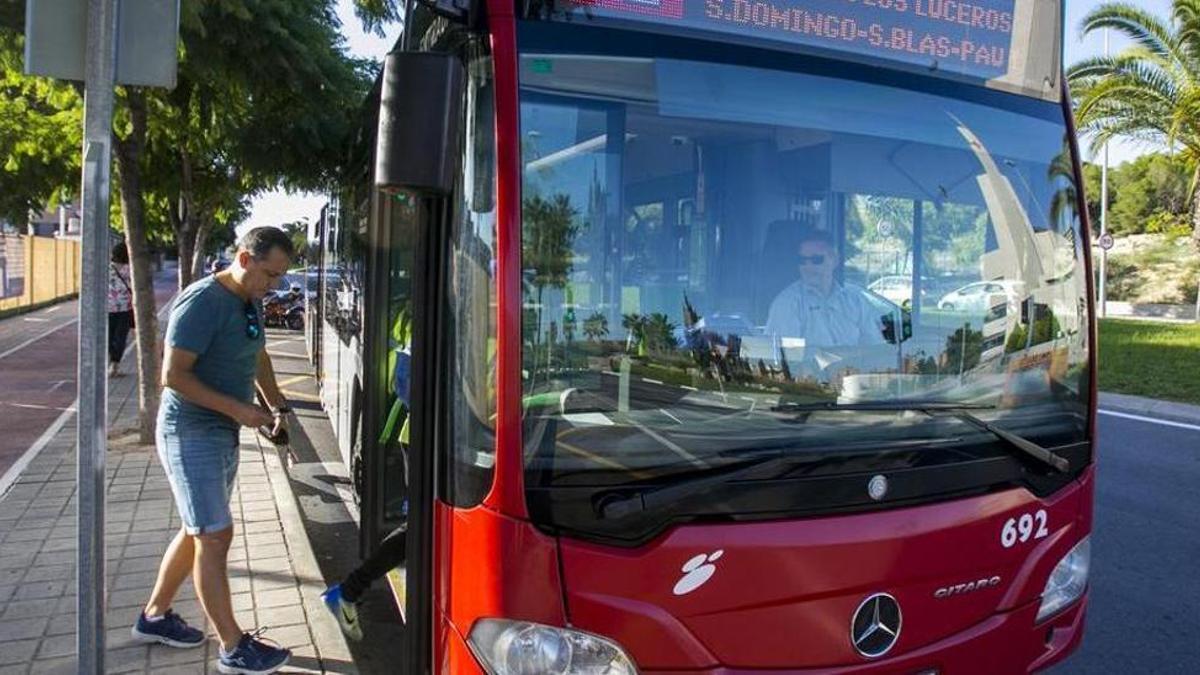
[0,234,81,314]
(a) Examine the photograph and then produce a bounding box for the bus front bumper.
[637,594,1088,675]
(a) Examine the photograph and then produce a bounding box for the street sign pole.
[77,0,119,671]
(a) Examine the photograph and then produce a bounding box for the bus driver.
[765,229,885,349]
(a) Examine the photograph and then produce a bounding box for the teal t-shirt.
[160,276,265,431]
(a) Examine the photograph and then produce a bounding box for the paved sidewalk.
[0,319,354,672]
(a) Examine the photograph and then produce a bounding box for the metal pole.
[78,0,118,672]
[1099,28,1109,319]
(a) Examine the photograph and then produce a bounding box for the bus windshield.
[517,25,1090,540]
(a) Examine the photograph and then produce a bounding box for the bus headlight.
[468,619,638,675]
[1037,536,1090,622]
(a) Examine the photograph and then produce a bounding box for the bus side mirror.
[375,51,465,195]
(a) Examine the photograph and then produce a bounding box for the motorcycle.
[263,286,305,330]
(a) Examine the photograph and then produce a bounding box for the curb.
[258,432,359,674]
[1099,392,1200,427]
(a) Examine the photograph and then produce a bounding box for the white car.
[868,273,921,305]
[937,280,1023,313]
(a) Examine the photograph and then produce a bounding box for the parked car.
[937,280,1024,312]
[867,275,930,308]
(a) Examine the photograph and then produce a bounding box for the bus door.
[360,29,499,674]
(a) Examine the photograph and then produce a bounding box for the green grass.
[1099,318,1200,405]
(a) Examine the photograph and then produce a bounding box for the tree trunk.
[173,150,196,290]
[190,215,215,282]
[114,88,160,443]
[176,223,196,289]
[1192,165,1200,246]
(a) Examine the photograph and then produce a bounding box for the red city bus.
[309,0,1095,672]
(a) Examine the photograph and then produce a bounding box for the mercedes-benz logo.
[851,593,902,658]
[867,474,888,501]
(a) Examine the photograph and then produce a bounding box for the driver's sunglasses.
[244,301,261,340]
[797,254,827,266]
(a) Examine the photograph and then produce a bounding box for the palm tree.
[583,312,609,341]
[1067,1,1200,241]
[622,313,646,354]
[643,313,678,353]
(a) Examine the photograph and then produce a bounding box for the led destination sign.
[562,0,1023,81]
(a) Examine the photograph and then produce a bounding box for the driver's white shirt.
[766,280,885,347]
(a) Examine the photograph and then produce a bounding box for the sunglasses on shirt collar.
[244,301,261,340]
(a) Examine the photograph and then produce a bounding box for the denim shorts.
[156,422,240,535]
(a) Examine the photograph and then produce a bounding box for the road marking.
[275,375,308,388]
[23,317,49,323]
[0,405,75,499]
[558,440,651,479]
[0,320,78,362]
[626,417,706,468]
[267,350,304,359]
[280,388,319,402]
[1099,409,1200,432]
[0,287,173,495]
[2,402,77,412]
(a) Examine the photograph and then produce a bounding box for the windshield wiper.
[771,400,1070,472]
[942,408,1071,472]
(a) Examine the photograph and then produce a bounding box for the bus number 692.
[1001,510,1049,548]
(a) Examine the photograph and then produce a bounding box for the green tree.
[350,0,405,35]
[643,313,678,353]
[523,193,579,346]
[148,0,372,289]
[0,32,81,225]
[282,220,309,265]
[944,324,983,374]
[1109,153,1193,235]
[117,0,371,439]
[583,311,609,341]
[1067,2,1200,241]
[1081,162,1105,235]
[622,313,646,354]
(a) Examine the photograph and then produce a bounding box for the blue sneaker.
[218,629,291,675]
[131,609,205,648]
[321,584,363,641]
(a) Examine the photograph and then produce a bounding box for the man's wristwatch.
[271,405,292,417]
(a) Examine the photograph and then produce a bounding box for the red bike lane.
[0,273,177,481]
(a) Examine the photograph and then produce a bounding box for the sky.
[243,0,1177,232]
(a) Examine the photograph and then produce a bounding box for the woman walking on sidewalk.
[131,227,295,675]
[107,243,133,377]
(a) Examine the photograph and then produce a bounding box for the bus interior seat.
[754,219,806,322]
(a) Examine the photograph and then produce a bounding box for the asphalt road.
[0,299,81,476]
[1050,411,1200,674]
[0,268,175,481]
